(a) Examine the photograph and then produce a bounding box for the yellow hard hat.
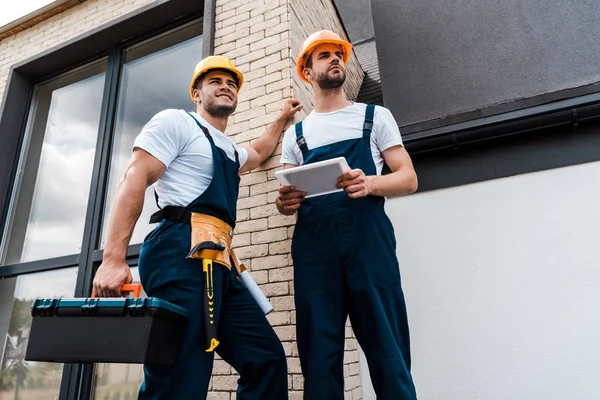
[189,55,244,102]
[296,30,353,83]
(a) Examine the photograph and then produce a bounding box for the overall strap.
[362,104,375,139]
[186,111,239,164]
[295,122,310,160]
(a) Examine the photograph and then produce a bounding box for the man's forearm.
[103,172,147,261]
[368,169,418,198]
[251,116,288,164]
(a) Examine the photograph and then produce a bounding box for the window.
[0,268,77,399]
[0,16,202,400]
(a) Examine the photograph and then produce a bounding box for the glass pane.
[0,268,77,400]
[100,22,202,248]
[92,268,147,399]
[2,59,107,265]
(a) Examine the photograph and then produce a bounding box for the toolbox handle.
[92,284,142,298]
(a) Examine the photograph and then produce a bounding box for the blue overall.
[137,114,288,400]
[292,105,417,399]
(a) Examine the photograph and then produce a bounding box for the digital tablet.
[274,157,350,198]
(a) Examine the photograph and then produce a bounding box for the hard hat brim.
[296,39,353,84]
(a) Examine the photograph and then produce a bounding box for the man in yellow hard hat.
[94,55,301,399]
[276,30,418,399]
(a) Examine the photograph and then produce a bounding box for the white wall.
[361,161,600,400]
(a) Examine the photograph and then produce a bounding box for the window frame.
[0,0,214,399]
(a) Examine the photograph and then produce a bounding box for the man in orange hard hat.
[276,30,418,399]
[94,55,301,399]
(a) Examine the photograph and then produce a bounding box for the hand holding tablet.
[275,157,351,198]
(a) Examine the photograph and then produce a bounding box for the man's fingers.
[280,196,305,206]
[338,169,362,182]
[278,185,297,194]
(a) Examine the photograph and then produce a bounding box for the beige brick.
[215,23,236,39]
[261,282,289,296]
[227,11,251,26]
[249,111,280,129]
[250,16,280,34]
[250,71,282,89]
[235,218,268,234]
[221,28,250,44]
[255,154,282,171]
[269,266,293,282]
[215,41,237,54]
[239,85,266,103]
[281,341,294,356]
[250,34,282,52]
[292,374,304,390]
[268,214,296,228]
[287,226,295,238]
[345,375,361,390]
[266,59,290,75]
[269,239,291,255]
[206,392,230,400]
[289,392,303,400]
[348,361,361,376]
[236,48,266,65]
[274,325,296,341]
[266,77,291,93]
[234,105,265,123]
[237,208,250,222]
[236,14,265,31]
[250,53,281,70]
[240,171,268,186]
[212,359,231,375]
[266,20,288,37]
[251,254,289,270]
[238,1,265,14]
[244,66,267,82]
[247,269,268,285]
[222,44,250,60]
[237,193,267,210]
[271,295,295,311]
[267,311,291,326]
[345,338,358,351]
[212,375,239,391]
[265,4,287,20]
[236,30,265,47]
[287,356,302,373]
[238,186,250,198]
[352,387,362,400]
[222,0,243,12]
[232,232,251,247]
[250,179,280,196]
[252,227,287,244]
[250,203,279,219]
[235,243,269,259]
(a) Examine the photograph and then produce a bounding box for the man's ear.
[303,67,312,81]
[193,88,202,104]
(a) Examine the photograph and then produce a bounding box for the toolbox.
[25,284,188,365]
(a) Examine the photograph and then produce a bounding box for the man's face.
[193,70,238,118]
[304,43,346,90]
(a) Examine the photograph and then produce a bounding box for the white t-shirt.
[280,103,403,174]
[133,109,248,208]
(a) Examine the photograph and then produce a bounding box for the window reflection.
[2,60,107,265]
[0,268,77,400]
[100,23,202,248]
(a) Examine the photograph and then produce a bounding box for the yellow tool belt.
[186,212,245,273]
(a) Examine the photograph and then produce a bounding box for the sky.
[0,0,57,28]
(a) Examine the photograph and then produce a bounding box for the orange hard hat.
[189,55,244,102]
[296,30,353,83]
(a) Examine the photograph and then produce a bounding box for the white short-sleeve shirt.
[133,109,248,208]
[280,103,403,174]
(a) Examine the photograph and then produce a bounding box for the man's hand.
[276,185,306,215]
[337,168,373,199]
[93,259,133,297]
[279,98,303,131]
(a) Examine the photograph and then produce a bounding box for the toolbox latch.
[127,298,148,317]
[31,298,59,317]
[81,298,100,314]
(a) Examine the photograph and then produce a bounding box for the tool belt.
[150,207,244,273]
